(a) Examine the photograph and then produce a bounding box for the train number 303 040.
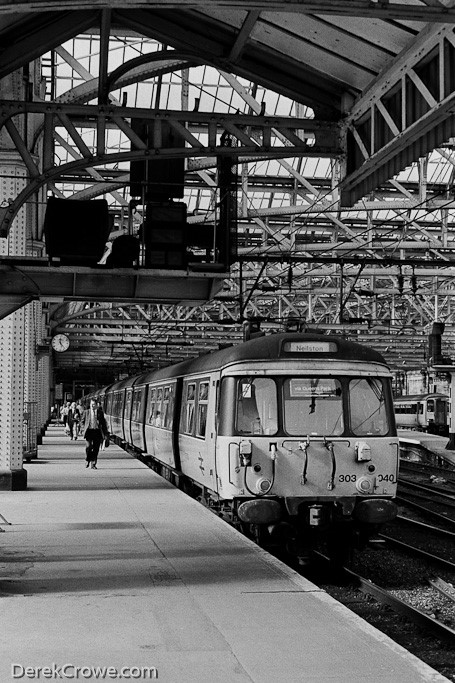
[338,473,396,483]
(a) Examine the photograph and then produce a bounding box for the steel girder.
[0,100,339,238]
[2,1,455,20]
[341,23,455,205]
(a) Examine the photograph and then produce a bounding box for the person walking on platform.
[81,398,108,469]
[76,401,83,437]
[67,401,81,440]
[61,401,70,429]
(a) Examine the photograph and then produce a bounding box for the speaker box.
[130,119,185,200]
[44,197,110,265]
[143,203,187,269]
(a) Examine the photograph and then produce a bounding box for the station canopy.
[1,1,455,382]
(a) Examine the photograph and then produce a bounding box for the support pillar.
[0,148,29,489]
[0,307,28,489]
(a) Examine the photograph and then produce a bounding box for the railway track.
[310,550,455,645]
[300,481,455,681]
[302,546,455,681]
[379,529,455,572]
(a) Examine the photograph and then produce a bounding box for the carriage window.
[147,388,156,424]
[125,390,132,419]
[117,393,124,415]
[427,400,434,412]
[349,378,388,436]
[154,387,164,427]
[284,378,343,436]
[162,386,174,429]
[197,382,209,436]
[181,383,196,434]
[236,378,277,435]
[132,388,143,421]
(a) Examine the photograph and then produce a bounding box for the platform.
[0,425,449,682]
[398,429,455,467]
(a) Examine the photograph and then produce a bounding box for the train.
[91,332,399,560]
[393,393,449,435]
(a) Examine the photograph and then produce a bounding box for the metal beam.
[0,100,339,237]
[341,23,455,205]
[1,1,455,22]
[0,261,224,306]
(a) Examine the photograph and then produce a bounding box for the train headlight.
[355,441,371,462]
[356,477,374,494]
[256,477,272,494]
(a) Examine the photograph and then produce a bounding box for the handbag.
[104,437,110,448]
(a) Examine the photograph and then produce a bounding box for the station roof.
[2,1,455,381]
[0,2,451,118]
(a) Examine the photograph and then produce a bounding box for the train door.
[131,386,146,451]
[124,388,133,444]
[178,375,218,492]
[417,401,425,429]
[434,398,448,434]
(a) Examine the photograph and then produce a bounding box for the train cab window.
[236,378,277,435]
[349,378,388,436]
[196,382,209,437]
[284,378,343,436]
[427,400,434,412]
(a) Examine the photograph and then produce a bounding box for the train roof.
[393,393,449,401]
[107,332,389,392]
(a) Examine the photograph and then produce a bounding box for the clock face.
[51,334,70,352]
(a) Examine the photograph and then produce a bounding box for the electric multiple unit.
[93,333,399,557]
[394,393,449,435]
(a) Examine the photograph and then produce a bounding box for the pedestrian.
[81,398,108,469]
[67,401,81,440]
[76,401,83,437]
[61,401,71,432]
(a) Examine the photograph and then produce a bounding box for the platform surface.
[0,425,449,682]
[398,429,455,466]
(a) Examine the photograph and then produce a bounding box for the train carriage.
[394,393,449,435]
[106,377,137,444]
[100,333,399,557]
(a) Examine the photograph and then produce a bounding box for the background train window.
[236,378,277,435]
[349,378,388,436]
[283,378,343,436]
[196,382,209,436]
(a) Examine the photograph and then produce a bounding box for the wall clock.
[51,334,70,352]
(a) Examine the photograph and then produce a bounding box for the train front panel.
[214,360,398,534]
